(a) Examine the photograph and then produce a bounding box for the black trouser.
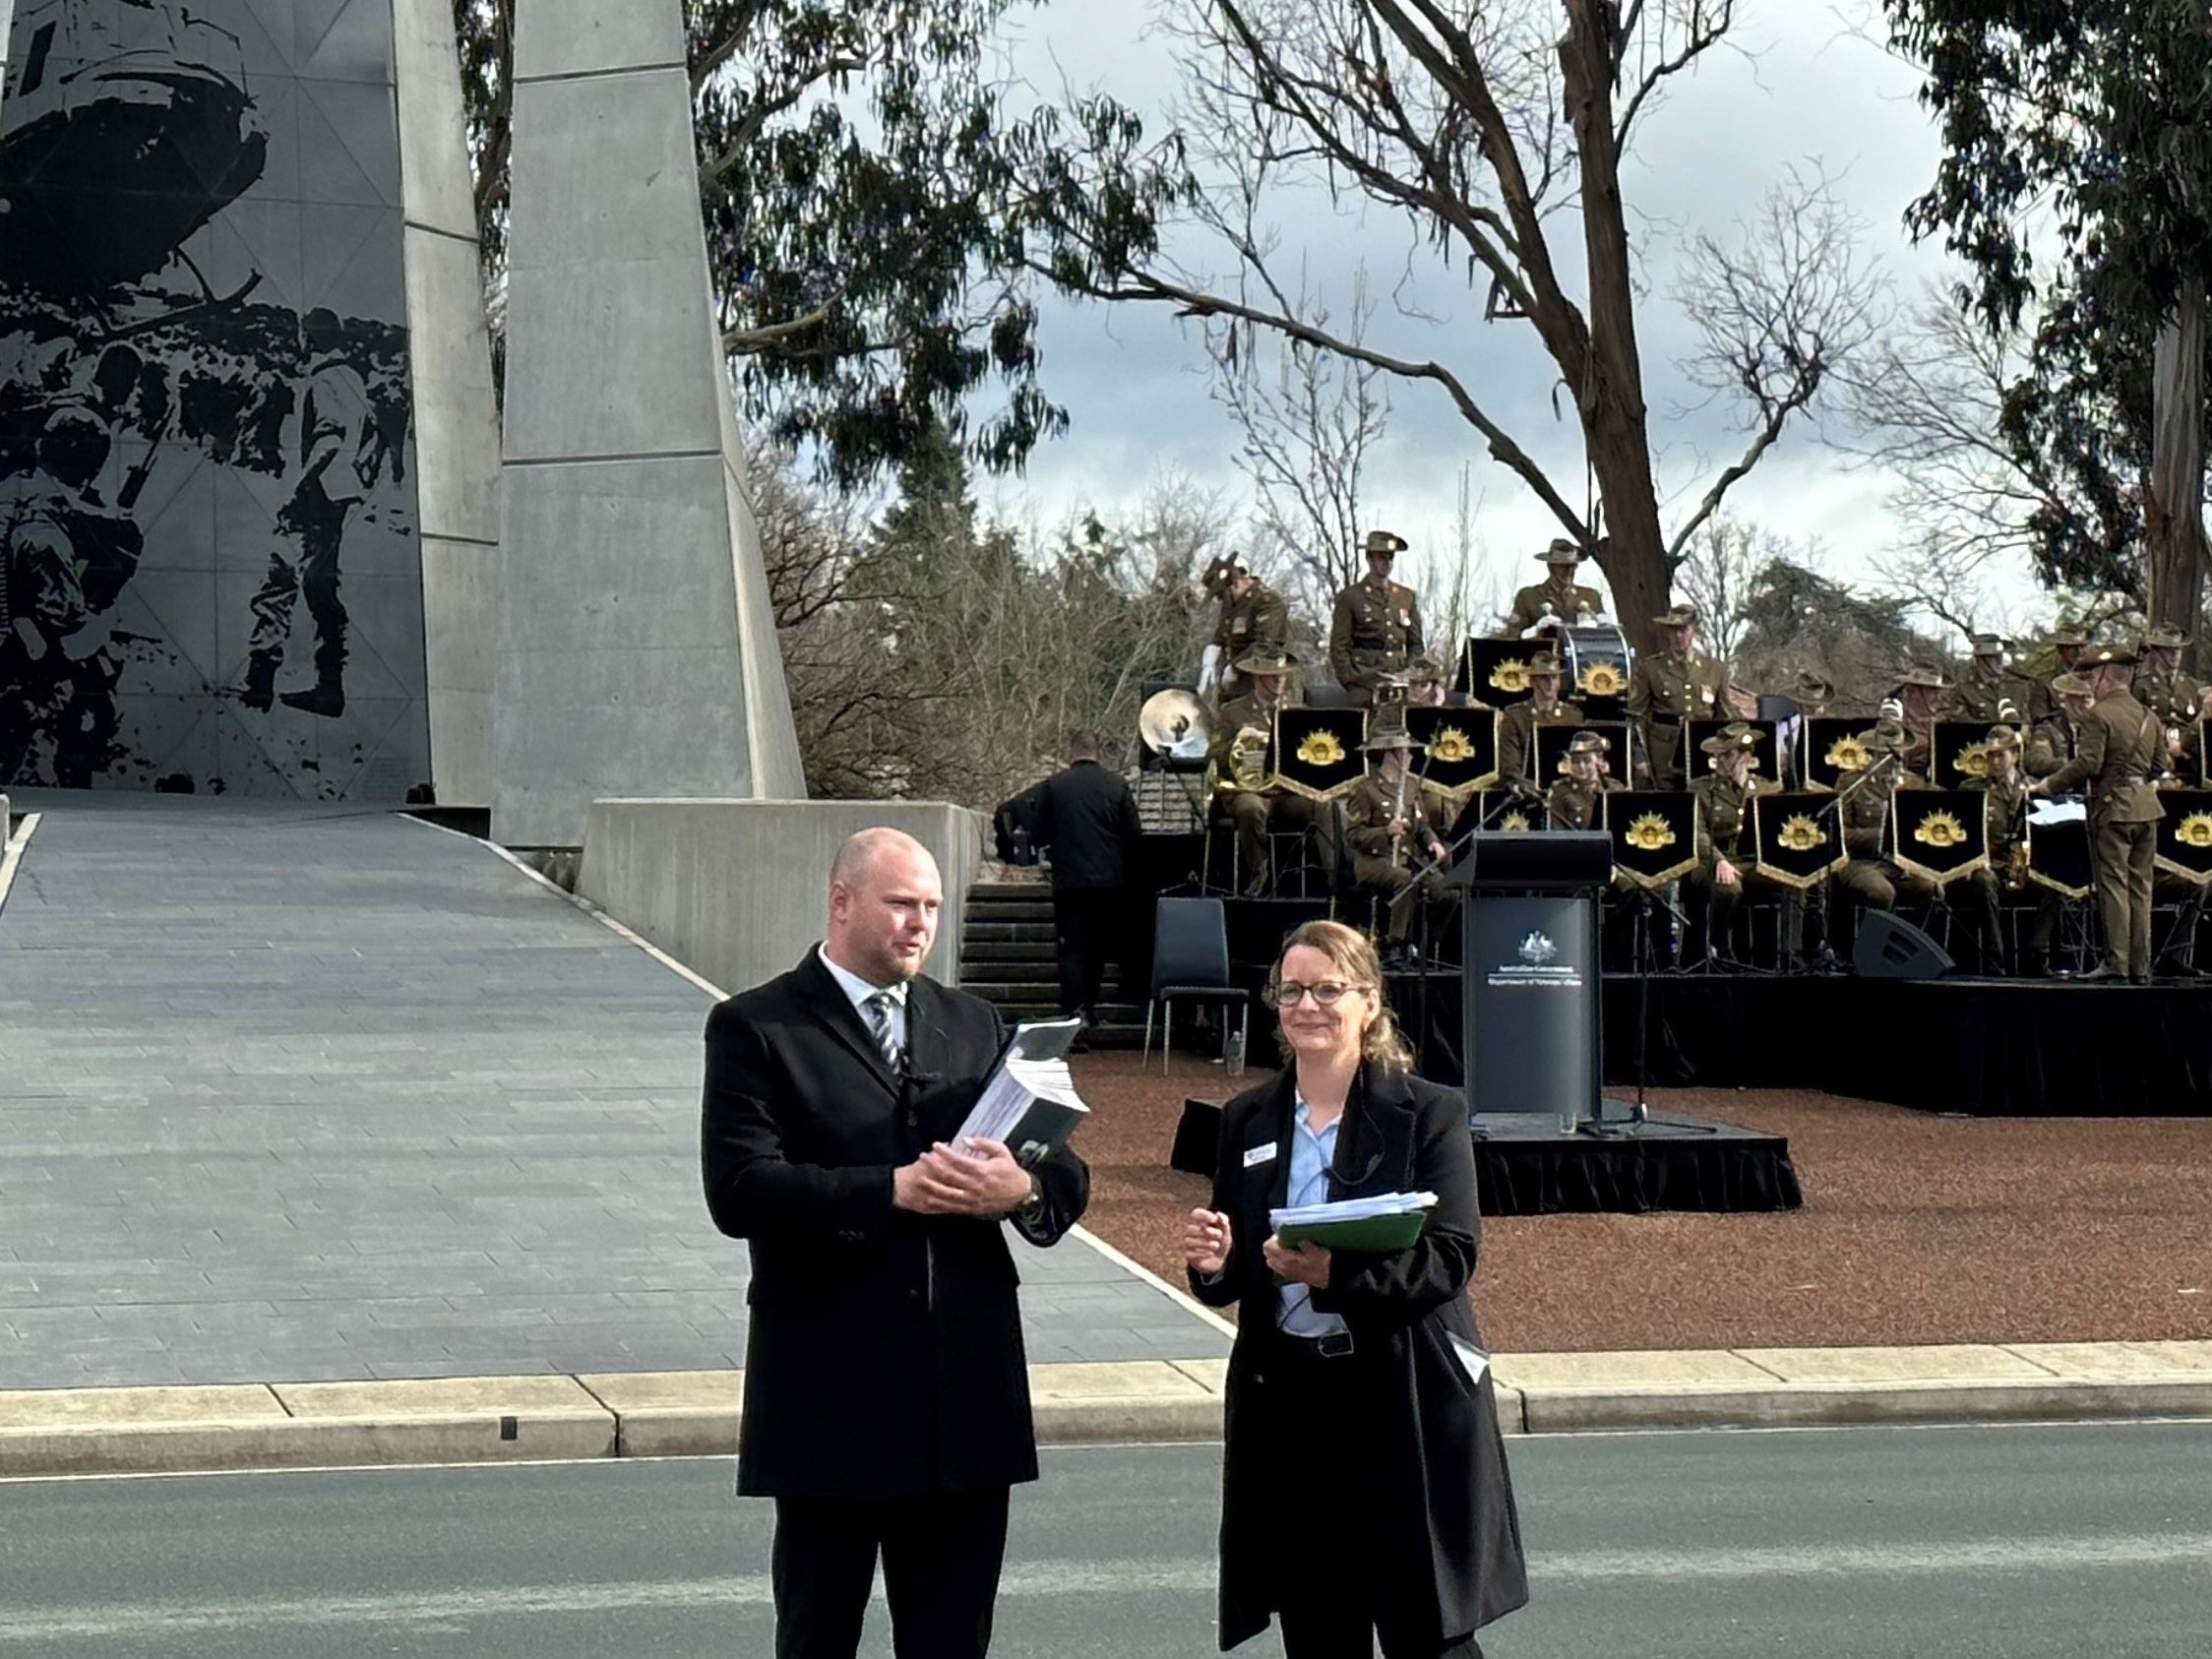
[771,1487,1011,1659]
[1052,886,1122,1016]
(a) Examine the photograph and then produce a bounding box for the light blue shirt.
[1277,1096,1350,1338]
[818,945,909,1057]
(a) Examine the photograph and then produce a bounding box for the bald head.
[825,829,943,986]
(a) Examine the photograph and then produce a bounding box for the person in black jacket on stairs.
[1033,731,1143,1033]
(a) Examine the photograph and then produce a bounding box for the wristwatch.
[1015,1175,1045,1225]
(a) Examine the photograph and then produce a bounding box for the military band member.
[2133,624,2203,776]
[1834,721,1938,916]
[1780,670,1835,790]
[2030,645,2165,982]
[1938,635,2033,726]
[1203,558,1291,698]
[1687,727,1775,965]
[1496,652,1581,792]
[2028,621,2092,723]
[1546,729,1626,830]
[1892,668,1947,777]
[1209,647,1321,896]
[1341,727,1451,962]
[1958,725,2037,976]
[1501,538,1606,636]
[2026,672,2094,778]
[1628,604,1728,788]
[1404,651,1480,710]
[1328,529,1426,707]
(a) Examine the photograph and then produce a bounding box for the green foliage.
[1886,0,2212,591]
[452,0,1081,488]
[1736,560,1940,707]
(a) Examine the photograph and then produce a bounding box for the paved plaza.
[0,792,1227,1389]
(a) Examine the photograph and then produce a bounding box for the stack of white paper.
[1269,1191,1438,1230]
[957,1055,1087,1144]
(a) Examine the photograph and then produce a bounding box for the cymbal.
[1139,688,1212,755]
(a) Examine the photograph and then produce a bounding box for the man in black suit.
[702,828,1090,1659]
[1032,730,1143,1026]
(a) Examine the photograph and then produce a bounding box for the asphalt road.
[4,1425,2210,1658]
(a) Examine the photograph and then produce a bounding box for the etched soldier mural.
[1,0,429,797]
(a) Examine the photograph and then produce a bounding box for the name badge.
[1243,1141,1279,1169]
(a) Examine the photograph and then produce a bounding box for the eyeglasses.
[1263,980,1363,1008]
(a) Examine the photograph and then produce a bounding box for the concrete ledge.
[7,1349,2212,1479]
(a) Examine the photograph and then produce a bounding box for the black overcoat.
[1033,758,1143,890]
[1191,1064,1528,1653]
[702,950,1089,1499]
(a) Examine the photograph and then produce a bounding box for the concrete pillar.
[395,0,501,808]
[493,0,806,846]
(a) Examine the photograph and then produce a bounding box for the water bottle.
[1224,1023,1246,1078]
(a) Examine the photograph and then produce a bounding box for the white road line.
[9,1533,2212,1640]
[0,809,41,917]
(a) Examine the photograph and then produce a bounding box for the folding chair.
[1141,896,1252,1074]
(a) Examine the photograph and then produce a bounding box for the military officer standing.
[1688,727,1776,966]
[1328,529,1425,706]
[1628,604,1728,788]
[1547,730,1627,830]
[1501,538,1607,636]
[1496,651,1581,792]
[1340,728,1451,963]
[2031,645,2165,982]
[1202,558,1290,699]
[1208,647,1320,895]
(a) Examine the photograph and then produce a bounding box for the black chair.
[1141,896,1251,1074]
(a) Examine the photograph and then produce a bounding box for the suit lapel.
[797,950,900,1094]
[1333,1068,1410,1201]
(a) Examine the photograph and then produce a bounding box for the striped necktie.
[862,991,902,1075]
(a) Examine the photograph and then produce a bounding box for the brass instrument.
[1219,724,1272,793]
[1388,764,1410,866]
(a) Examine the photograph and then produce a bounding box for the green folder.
[1273,1209,1431,1253]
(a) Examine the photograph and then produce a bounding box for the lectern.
[1440,831,1613,1127]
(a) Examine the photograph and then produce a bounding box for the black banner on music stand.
[1801,717,1883,793]
[1272,707,1367,802]
[1474,789,1542,834]
[2156,789,2212,887]
[1537,720,1631,783]
[1685,717,1778,781]
[1405,707,1499,800]
[1460,638,1540,707]
[1604,789,1699,889]
[1933,719,2020,786]
[2026,805,2093,900]
[1888,788,1990,886]
[1750,790,1847,891]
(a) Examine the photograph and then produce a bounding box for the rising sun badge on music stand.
[1625,812,1678,851]
[1779,814,1826,851]
[1914,810,1968,848]
[1490,658,1530,694]
[2179,812,2212,849]
[1295,730,1347,767]
[1427,725,1476,764]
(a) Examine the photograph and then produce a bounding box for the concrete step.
[969,882,1052,902]
[965,897,1056,923]
[960,941,1059,965]
[962,921,1057,946]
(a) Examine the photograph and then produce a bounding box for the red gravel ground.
[1069,1050,2212,1352]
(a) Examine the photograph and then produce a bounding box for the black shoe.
[279,681,345,718]
[2156,957,2205,980]
[233,651,278,712]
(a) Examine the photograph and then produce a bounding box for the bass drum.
[1553,622,1634,711]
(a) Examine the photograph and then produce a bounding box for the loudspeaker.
[1853,909,1954,979]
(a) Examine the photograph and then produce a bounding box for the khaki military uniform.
[1953,771,2050,974]
[1496,696,1582,791]
[1834,771,1937,913]
[2024,712,2078,779]
[1502,580,1604,637]
[1208,686,1319,892]
[1210,582,1291,687]
[1937,672,2036,727]
[1328,574,1425,706]
[2040,690,2166,978]
[1689,770,1777,950]
[1627,649,1728,787]
[1340,771,1444,942]
[1545,774,1625,832]
[2132,658,2204,775]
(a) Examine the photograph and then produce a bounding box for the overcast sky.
[971,0,2038,638]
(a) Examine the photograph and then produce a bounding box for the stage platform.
[1379,968,2212,1117]
[1171,1099,1802,1217]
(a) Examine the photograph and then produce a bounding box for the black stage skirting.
[1171,1098,1802,1216]
[1382,970,2212,1117]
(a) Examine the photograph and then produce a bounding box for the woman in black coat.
[1183,919,1526,1658]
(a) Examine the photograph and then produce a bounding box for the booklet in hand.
[953,1017,1090,1168]
[1268,1191,1437,1253]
